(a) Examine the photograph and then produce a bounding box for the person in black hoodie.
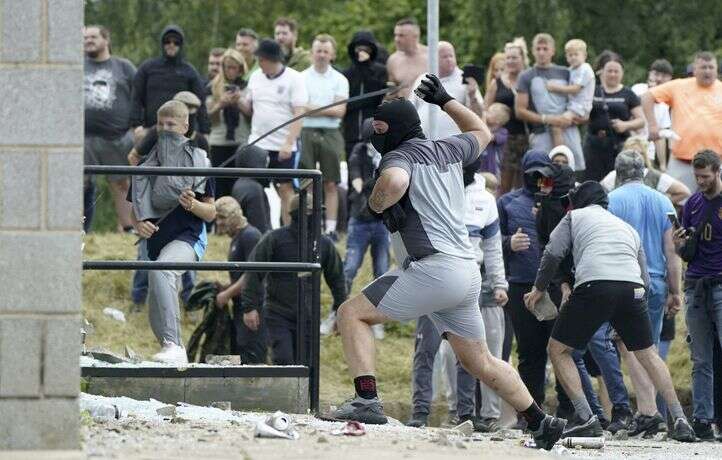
[342,31,388,156]
[130,25,210,140]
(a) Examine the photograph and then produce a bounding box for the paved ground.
[80,394,722,460]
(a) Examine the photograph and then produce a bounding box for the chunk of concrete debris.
[453,419,474,437]
[613,429,629,440]
[124,345,141,363]
[317,435,329,443]
[210,401,232,411]
[156,405,177,417]
[205,354,241,365]
[454,440,467,449]
[88,348,129,364]
[102,307,126,323]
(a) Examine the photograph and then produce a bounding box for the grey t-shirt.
[379,133,480,260]
[84,56,136,138]
[517,64,569,120]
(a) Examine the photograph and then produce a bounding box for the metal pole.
[427,0,439,140]
[309,176,323,412]
[296,189,308,365]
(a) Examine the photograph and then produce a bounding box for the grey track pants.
[411,291,506,419]
[148,240,197,346]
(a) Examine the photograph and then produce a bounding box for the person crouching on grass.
[128,100,216,364]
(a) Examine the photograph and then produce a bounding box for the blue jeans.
[647,276,667,347]
[131,240,195,305]
[587,322,631,410]
[343,218,389,293]
[572,349,605,418]
[685,283,722,422]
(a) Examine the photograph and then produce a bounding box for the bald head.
[438,41,457,77]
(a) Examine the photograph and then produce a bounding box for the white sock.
[326,219,337,232]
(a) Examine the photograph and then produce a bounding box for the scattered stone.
[453,419,474,437]
[205,354,241,365]
[391,439,398,445]
[156,405,176,417]
[603,430,613,438]
[490,435,504,441]
[170,416,188,424]
[210,401,232,411]
[317,435,329,443]
[614,429,629,440]
[454,440,467,449]
[500,429,523,439]
[124,345,141,363]
[88,348,129,364]
[406,444,416,451]
[653,432,668,442]
[102,307,126,323]
[551,445,569,456]
[434,432,451,446]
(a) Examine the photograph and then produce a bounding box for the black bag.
[680,194,722,263]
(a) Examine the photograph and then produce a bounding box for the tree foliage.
[86,0,722,84]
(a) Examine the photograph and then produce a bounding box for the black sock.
[520,402,546,432]
[354,375,377,400]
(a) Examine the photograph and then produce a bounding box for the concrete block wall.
[0,0,83,450]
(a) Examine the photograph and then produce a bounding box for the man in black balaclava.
[130,25,210,141]
[525,180,697,441]
[326,74,569,452]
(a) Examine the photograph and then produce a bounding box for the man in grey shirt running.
[324,75,567,451]
[525,181,696,441]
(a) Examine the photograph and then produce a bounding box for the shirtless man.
[386,18,428,98]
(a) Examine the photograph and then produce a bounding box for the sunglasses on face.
[163,39,180,46]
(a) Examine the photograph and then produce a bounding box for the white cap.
[548,145,575,170]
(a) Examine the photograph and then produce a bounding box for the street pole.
[427,0,439,140]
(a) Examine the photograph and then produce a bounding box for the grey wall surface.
[0,0,83,450]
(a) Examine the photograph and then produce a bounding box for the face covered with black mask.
[370,98,426,155]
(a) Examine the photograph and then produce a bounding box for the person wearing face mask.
[130,25,210,143]
[324,76,567,452]
[526,181,696,442]
[219,194,347,365]
[127,101,216,364]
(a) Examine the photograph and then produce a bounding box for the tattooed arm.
[368,166,410,213]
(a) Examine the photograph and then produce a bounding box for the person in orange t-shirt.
[642,51,722,192]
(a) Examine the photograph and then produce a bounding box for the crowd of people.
[83,16,722,448]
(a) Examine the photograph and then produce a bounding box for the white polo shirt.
[302,65,349,129]
[246,67,308,151]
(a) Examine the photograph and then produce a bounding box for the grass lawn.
[82,231,693,417]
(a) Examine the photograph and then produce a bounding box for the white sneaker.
[371,324,385,340]
[152,343,189,364]
[320,310,337,336]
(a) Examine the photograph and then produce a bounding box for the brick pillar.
[0,0,84,450]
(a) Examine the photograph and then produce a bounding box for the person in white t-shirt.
[630,59,674,169]
[408,41,483,140]
[299,34,349,239]
[242,39,308,225]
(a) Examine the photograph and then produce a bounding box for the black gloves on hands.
[415,73,454,107]
[380,203,407,233]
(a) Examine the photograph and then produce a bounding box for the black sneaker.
[692,419,714,441]
[478,417,501,433]
[562,414,603,438]
[405,413,428,428]
[531,415,567,451]
[629,413,666,438]
[669,417,697,442]
[607,405,633,434]
[321,396,388,424]
[599,416,611,431]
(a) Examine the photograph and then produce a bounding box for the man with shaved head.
[386,17,428,98]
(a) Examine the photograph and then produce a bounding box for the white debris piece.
[102,307,126,323]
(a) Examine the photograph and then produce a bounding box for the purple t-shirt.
[681,192,722,279]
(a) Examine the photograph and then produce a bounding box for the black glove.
[361,177,377,195]
[380,203,407,233]
[415,73,454,107]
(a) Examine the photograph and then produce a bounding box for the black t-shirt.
[228,224,262,308]
[493,77,526,135]
[587,86,640,138]
[84,56,136,137]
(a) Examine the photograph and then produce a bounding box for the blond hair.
[215,196,247,231]
[211,48,247,101]
[565,39,587,54]
[313,33,337,51]
[488,102,511,126]
[480,172,499,194]
[504,36,529,68]
[622,136,652,168]
[157,100,189,120]
[485,52,505,92]
[532,33,555,49]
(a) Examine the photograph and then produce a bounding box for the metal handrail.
[83,165,323,412]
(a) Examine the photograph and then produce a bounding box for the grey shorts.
[362,253,484,340]
[84,131,133,181]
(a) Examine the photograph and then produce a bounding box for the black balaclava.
[371,98,425,155]
[567,181,609,210]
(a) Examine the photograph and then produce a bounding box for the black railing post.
[309,176,323,412]
[296,188,308,365]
